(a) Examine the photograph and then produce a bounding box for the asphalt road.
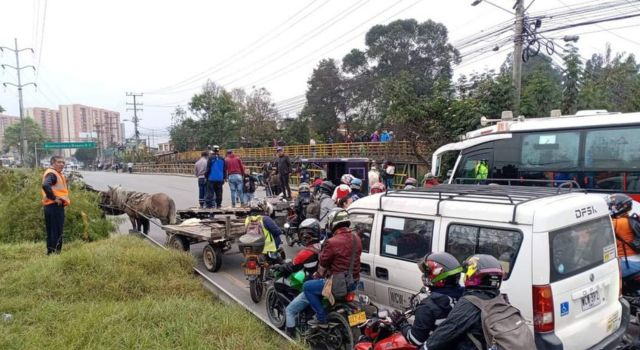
[81,170,302,324]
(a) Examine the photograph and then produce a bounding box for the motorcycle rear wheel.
[326,311,355,350]
[266,287,286,329]
[250,278,264,303]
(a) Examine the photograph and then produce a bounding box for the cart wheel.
[203,244,223,272]
[167,235,190,251]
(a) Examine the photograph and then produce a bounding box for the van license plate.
[348,311,366,326]
[581,290,601,311]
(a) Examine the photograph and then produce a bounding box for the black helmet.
[319,180,336,195]
[299,182,311,193]
[462,254,504,290]
[608,193,633,218]
[299,218,321,245]
[418,252,463,288]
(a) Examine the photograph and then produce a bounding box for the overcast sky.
[1,0,639,145]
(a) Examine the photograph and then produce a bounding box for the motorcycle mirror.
[358,294,370,305]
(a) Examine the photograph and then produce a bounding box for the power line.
[35,0,48,82]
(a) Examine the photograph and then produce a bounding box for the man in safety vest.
[474,159,489,181]
[41,156,71,255]
[244,199,283,254]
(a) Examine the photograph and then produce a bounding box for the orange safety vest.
[614,216,635,258]
[41,168,70,206]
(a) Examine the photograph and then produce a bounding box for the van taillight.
[533,285,554,332]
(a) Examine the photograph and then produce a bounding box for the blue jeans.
[620,257,640,277]
[243,192,254,204]
[303,279,327,323]
[286,293,309,328]
[228,174,244,206]
[385,177,393,190]
[198,178,206,207]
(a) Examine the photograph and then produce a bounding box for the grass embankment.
[0,236,298,350]
[0,169,113,244]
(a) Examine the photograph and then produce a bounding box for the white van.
[347,184,629,349]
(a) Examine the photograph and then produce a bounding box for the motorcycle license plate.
[581,290,601,311]
[244,268,259,276]
[348,311,366,326]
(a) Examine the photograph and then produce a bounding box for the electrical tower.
[126,92,143,147]
[1,38,36,166]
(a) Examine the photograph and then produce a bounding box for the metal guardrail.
[156,141,429,164]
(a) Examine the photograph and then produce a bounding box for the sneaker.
[308,319,329,329]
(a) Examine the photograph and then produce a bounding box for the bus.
[430,110,640,202]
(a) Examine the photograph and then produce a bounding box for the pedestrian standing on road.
[194,151,209,208]
[41,156,71,255]
[275,147,293,199]
[204,145,226,209]
[225,149,246,208]
[242,169,257,204]
[384,161,395,190]
[127,162,133,174]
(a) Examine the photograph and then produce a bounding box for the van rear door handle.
[361,263,371,275]
[376,267,389,280]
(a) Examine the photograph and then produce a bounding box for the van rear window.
[549,217,616,283]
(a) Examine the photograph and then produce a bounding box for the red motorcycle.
[354,291,422,350]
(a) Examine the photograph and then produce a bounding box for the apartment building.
[0,114,20,149]
[26,107,62,141]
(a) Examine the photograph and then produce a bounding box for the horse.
[103,185,177,234]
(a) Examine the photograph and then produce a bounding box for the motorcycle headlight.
[284,223,290,229]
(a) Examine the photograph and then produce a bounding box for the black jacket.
[275,155,291,175]
[424,289,499,350]
[401,286,464,346]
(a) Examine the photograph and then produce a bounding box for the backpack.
[306,197,321,220]
[245,217,265,238]
[465,294,535,350]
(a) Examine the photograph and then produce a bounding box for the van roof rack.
[379,181,585,224]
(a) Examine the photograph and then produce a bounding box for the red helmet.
[335,184,351,201]
[370,182,386,194]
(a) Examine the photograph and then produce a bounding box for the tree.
[74,148,97,164]
[233,87,279,147]
[0,105,4,113]
[301,59,346,141]
[169,118,199,152]
[188,81,243,148]
[562,44,582,115]
[2,118,49,160]
[520,65,562,118]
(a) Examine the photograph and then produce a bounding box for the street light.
[470,0,514,15]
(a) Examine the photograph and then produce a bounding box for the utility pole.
[126,92,143,148]
[1,38,36,166]
[94,122,102,162]
[512,0,525,117]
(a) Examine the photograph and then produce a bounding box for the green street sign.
[43,142,97,149]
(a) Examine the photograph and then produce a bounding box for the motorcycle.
[283,205,300,247]
[238,231,284,303]
[620,272,640,349]
[355,290,424,350]
[265,269,368,350]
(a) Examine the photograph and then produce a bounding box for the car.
[347,184,629,350]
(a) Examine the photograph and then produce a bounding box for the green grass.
[0,236,299,350]
[0,169,114,244]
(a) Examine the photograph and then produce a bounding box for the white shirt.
[368,169,380,187]
[310,139,316,146]
[386,166,395,175]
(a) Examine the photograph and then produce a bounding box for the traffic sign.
[43,142,97,149]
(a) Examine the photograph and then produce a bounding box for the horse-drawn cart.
[162,215,245,272]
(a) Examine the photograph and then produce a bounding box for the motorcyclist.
[244,199,283,253]
[304,208,362,328]
[404,177,418,190]
[391,252,464,347]
[349,177,364,201]
[332,174,354,201]
[293,182,312,223]
[609,193,640,277]
[272,218,323,337]
[424,254,505,350]
[370,182,386,194]
[317,181,337,231]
